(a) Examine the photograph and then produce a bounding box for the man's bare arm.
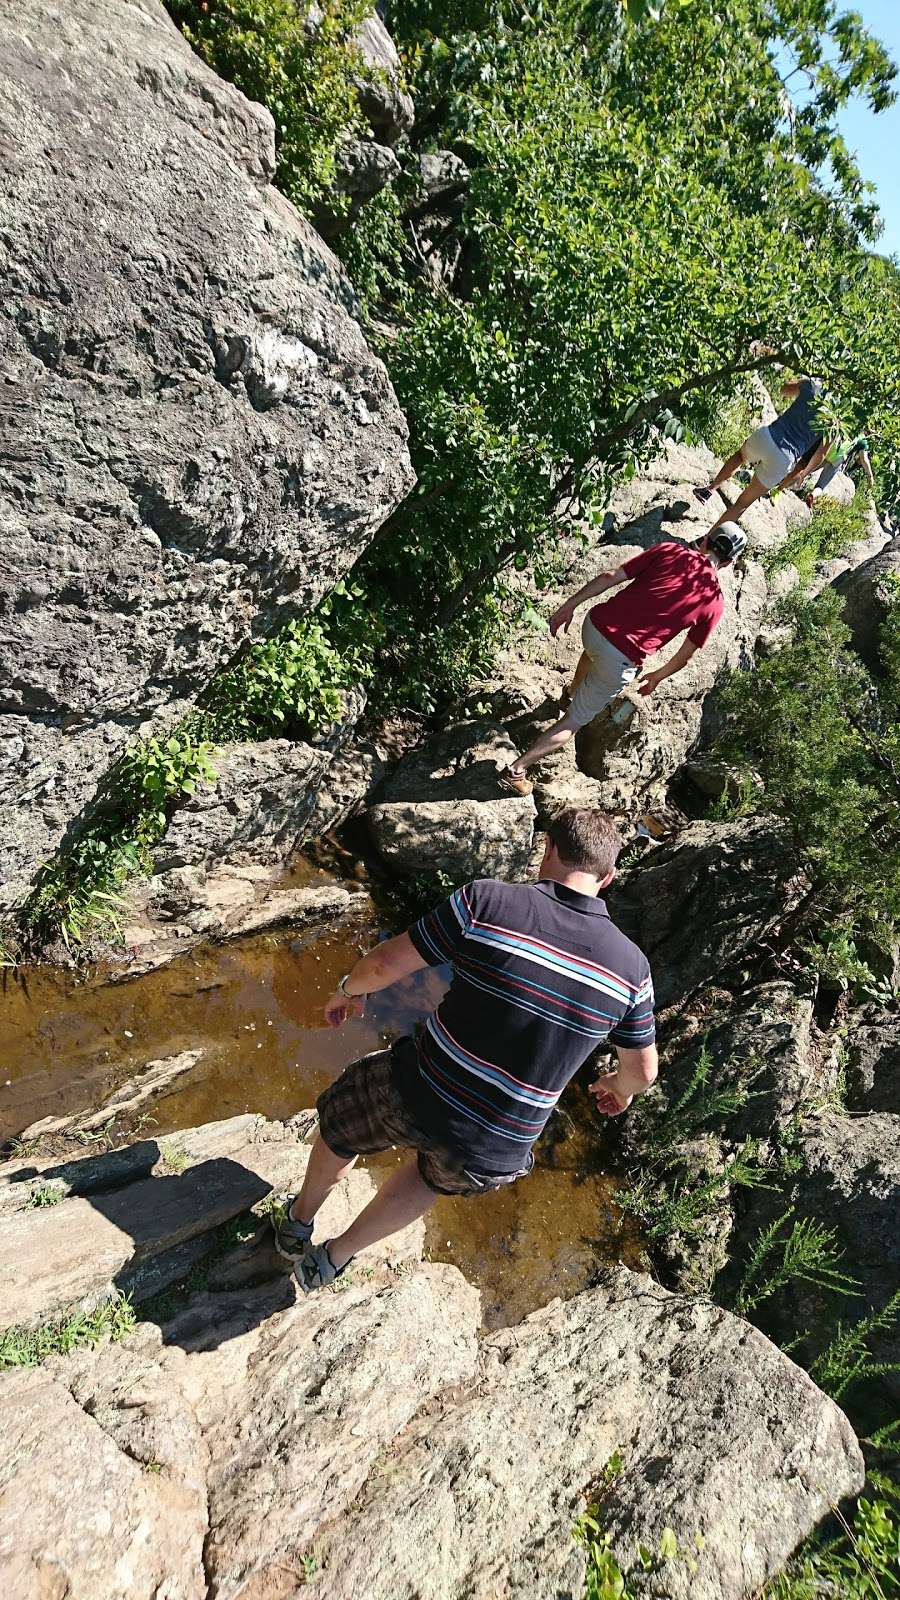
[548,565,630,636]
[778,438,829,491]
[590,1044,659,1116]
[324,932,428,1026]
[637,638,698,696]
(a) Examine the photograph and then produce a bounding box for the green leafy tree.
[330,0,898,703]
[166,0,370,216]
[716,587,900,937]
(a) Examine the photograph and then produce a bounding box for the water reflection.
[1,919,643,1328]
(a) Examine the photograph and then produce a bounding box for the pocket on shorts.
[462,1150,536,1192]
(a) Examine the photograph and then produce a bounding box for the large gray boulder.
[152,691,372,875]
[305,1270,862,1600]
[833,534,900,673]
[368,720,537,882]
[0,1148,864,1600]
[0,0,414,915]
[608,817,801,1008]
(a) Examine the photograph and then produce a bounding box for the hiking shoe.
[270,1195,314,1262]
[295,1241,353,1293]
[498,768,533,796]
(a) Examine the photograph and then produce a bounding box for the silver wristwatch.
[338,972,359,999]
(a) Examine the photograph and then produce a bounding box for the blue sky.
[834,0,900,258]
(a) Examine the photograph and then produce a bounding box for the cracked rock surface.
[0,1115,864,1600]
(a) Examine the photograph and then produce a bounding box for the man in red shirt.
[499,524,746,794]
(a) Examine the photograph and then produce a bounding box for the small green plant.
[0,1292,136,1368]
[810,1291,900,1403]
[764,483,872,583]
[803,927,897,1006]
[158,1142,189,1175]
[198,605,366,743]
[118,729,218,831]
[574,1508,703,1598]
[706,386,758,462]
[23,1182,65,1209]
[708,767,760,822]
[733,1210,860,1316]
[766,1495,900,1599]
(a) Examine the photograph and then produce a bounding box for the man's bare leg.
[507,710,581,777]
[326,1161,437,1270]
[706,474,767,535]
[567,650,591,698]
[289,1134,357,1225]
[695,446,745,499]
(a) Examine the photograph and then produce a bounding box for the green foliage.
[20,825,153,951]
[16,589,366,948]
[23,1182,65,1210]
[165,0,371,217]
[705,384,759,463]
[707,768,761,821]
[803,927,898,1006]
[119,729,218,832]
[766,1495,900,1599]
[20,726,217,950]
[733,1209,860,1317]
[0,1292,136,1369]
[198,596,367,742]
[765,484,873,583]
[329,0,900,705]
[574,1506,704,1598]
[715,587,900,937]
[618,1043,769,1252]
[810,1291,900,1404]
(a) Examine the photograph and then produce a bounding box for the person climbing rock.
[806,432,874,501]
[498,526,746,795]
[272,808,657,1292]
[695,375,829,532]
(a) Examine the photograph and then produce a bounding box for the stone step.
[0,1123,341,1329]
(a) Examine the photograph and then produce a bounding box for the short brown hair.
[545,808,624,877]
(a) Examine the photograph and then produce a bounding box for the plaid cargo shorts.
[316,1037,534,1197]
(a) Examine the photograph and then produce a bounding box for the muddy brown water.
[0,901,644,1329]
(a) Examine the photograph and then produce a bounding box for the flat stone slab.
[0,1120,363,1328]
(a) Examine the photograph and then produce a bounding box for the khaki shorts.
[316,1039,535,1197]
[741,424,794,490]
[568,614,640,728]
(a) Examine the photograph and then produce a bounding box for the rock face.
[0,0,414,915]
[0,1118,864,1600]
[608,817,801,1008]
[844,1005,900,1113]
[768,1108,900,1406]
[833,534,900,673]
[311,4,415,237]
[368,720,537,881]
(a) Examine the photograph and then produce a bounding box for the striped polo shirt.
[404,877,655,1172]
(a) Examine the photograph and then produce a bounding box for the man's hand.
[324,990,365,1028]
[589,1071,633,1117]
[549,602,576,637]
[638,669,663,697]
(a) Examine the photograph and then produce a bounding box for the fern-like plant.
[734,1210,860,1316]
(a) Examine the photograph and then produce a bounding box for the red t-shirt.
[590,540,724,665]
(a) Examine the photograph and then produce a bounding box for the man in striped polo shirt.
[274,808,657,1292]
